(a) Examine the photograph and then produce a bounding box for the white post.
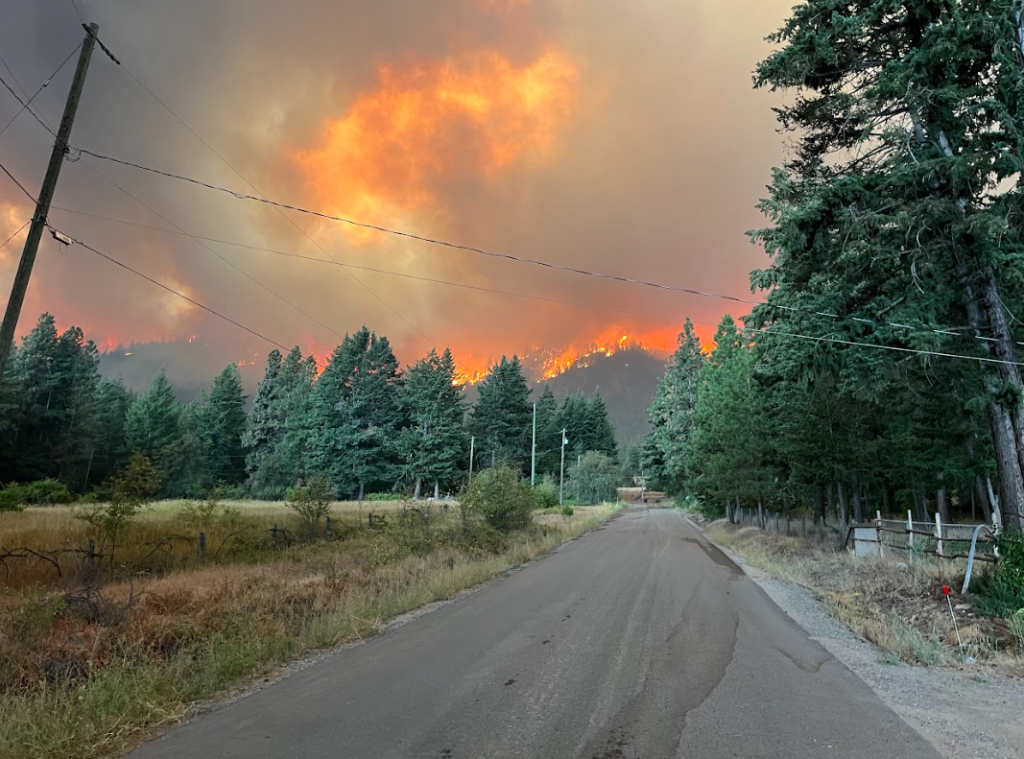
[559,429,567,506]
[876,510,884,559]
[935,512,944,558]
[531,402,537,488]
[907,509,914,562]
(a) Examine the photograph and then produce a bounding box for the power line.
[75,146,1016,353]
[0,158,38,203]
[69,0,85,24]
[51,204,688,323]
[54,225,288,350]
[0,221,28,251]
[47,203,1024,368]
[104,58,433,347]
[0,47,345,343]
[73,158,347,340]
[0,42,82,138]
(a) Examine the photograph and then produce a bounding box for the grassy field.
[707,521,1024,672]
[0,500,622,759]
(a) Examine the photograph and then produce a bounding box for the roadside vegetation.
[0,471,622,759]
[706,521,1024,673]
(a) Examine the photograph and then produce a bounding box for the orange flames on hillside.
[296,49,578,243]
[451,325,684,386]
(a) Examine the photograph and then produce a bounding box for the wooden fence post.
[907,510,914,562]
[87,539,95,573]
[326,516,333,539]
[199,531,206,561]
[271,523,278,545]
[935,513,944,558]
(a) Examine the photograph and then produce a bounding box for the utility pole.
[468,435,475,485]
[559,428,567,506]
[0,23,99,383]
[530,402,537,488]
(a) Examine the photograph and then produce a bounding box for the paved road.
[129,507,941,759]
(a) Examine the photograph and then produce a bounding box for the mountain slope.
[538,348,665,446]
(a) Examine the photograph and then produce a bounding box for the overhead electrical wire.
[75,146,1019,353]
[0,42,82,138]
[0,221,28,251]
[0,157,38,203]
[0,41,347,344]
[54,225,288,351]
[47,204,1024,368]
[100,52,434,347]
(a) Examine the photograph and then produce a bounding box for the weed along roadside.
[698,518,1024,675]
[0,493,623,759]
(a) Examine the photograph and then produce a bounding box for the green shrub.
[0,483,25,512]
[0,479,74,510]
[534,476,559,509]
[22,478,74,505]
[286,475,334,539]
[975,532,1024,617]
[567,452,619,505]
[459,464,538,533]
[561,505,574,517]
[366,492,405,502]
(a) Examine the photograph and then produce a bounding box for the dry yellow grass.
[707,521,1023,670]
[0,503,621,759]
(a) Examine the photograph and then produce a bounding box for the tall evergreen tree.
[86,378,136,489]
[752,0,1024,527]
[470,356,531,469]
[586,389,618,458]
[124,370,180,482]
[204,364,248,486]
[646,318,704,494]
[307,328,403,498]
[534,385,561,476]
[243,349,283,494]
[399,348,466,498]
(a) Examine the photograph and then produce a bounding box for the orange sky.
[0,0,794,384]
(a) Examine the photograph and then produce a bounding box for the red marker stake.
[944,585,964,660]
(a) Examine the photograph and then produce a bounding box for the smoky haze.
[0,0,792,388]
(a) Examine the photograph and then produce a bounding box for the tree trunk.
[814,485,826,525]
[434,481,440,499]
[975,476,993,524]
[837,483,849,526]
[852,474,863,523]
[882,487,891,516]
[827,483,835,523]
[937,487,951,523]
[413,477,422,500]
[358,482,365,501]
[757,499,764,530]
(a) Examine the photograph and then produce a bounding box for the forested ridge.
[646,0,1024,531]
[0,316,618,501]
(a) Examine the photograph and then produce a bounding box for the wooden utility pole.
[0,23,99,383]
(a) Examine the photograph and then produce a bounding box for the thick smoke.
[0,0,791,389]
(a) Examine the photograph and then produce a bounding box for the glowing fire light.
[296,48,578,244]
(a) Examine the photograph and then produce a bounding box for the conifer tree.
[124,370,180,482]
[469,356,531,469]
[399,347,466,497]
[534,385,561,476]
[204,364,248,486]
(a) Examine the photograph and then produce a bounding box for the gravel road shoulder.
[689,516,1024,759]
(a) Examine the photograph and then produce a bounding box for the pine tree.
[205,364,248,486]
[124,370,180,483]
[399,347,467,497]
[86,378,136,489]
[243,349,283,494]
[645,319,705,494]
[307,328,403,498]
[534,385,561,476]
[752,0,1024,527]
[586,389,618,457]
[469,356,531,469]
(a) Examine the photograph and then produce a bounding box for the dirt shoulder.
[690,517,1024,759]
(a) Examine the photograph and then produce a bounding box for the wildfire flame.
[296,48,578,243]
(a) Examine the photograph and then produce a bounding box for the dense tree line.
[647,1,1024,531]
[0,315,619,501]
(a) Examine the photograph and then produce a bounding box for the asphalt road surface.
[129,507,942,759]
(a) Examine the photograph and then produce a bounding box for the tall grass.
[0,503,620,759]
